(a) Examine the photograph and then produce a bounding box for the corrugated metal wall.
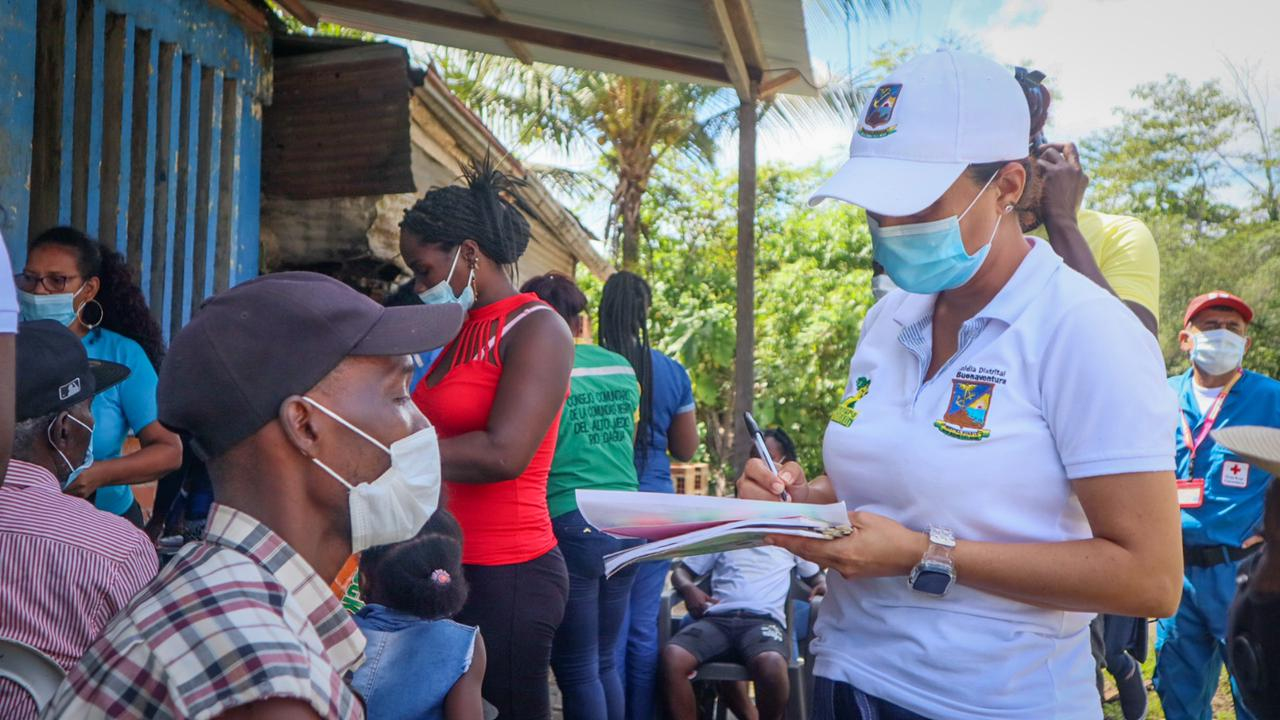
[0,0,267,339]
[263,42,415,200]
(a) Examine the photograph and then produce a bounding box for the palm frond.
[810,0,912,23]
[526,164,611,203]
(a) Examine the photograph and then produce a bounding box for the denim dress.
[351,604,478,720]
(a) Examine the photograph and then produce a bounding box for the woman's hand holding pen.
[735,457,810,503]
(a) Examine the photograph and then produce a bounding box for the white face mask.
[1191,328,1247,376]
[302,397,442,554]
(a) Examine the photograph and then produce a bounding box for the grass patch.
[1101,623,1241,720]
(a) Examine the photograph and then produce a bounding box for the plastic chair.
[657,568,822,720]
[0,637,66,714]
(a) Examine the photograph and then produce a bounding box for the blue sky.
[406,0,1280,235]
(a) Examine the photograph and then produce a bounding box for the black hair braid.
[599,271,654,468]
[359,509,468,621]
[30,226,166,370]
[399,157,531,275]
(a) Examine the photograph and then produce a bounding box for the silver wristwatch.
[909,526,957,596]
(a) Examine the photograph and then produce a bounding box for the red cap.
[1184,291,1253,327]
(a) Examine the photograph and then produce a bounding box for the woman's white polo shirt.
[813,238,1177,719]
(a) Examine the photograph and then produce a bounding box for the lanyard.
[1180,369,1243,469]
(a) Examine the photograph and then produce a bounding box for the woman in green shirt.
[522,273,639,720]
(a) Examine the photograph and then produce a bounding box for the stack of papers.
[576,490,851,577]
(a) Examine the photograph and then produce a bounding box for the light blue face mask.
[48,412,94,489]
[417,247,475,312]
[19,286,85,327]
[868,173,1001,294]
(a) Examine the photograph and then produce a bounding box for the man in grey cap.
[46,272,464,720]
[1212,426,1280,719]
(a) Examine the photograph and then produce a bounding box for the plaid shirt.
[43,503,366,719]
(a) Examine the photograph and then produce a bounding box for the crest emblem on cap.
[58,378,81,401]
[859,84,902,139]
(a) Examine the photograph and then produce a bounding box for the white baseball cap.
[809,50,1030,216]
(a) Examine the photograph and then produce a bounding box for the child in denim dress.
[353,510,487,720]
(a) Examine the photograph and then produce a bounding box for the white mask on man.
[1191,328,1247,376]
[302,397,442,553]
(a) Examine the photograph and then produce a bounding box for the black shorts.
[669,611,787,664]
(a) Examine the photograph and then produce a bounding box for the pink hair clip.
[430,569,451,586]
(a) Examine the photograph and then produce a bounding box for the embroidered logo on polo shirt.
[935,377,996,441]
[858,84,902,139]
[1223,461,1250,488]
[831,376,871,427]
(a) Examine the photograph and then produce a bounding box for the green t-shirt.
[548,344,641,518]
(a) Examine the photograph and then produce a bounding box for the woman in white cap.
[737,50,1182,719]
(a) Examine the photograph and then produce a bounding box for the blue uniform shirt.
[82,328,159,515]
[636,349,696,492]
[1171,368,1280,547]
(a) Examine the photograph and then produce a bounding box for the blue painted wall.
[0,0,38,248]
[0,0,268,336]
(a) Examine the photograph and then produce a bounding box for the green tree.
[622,162,870,481]
[1078,71,1280,383]
[1084,76,1241,226]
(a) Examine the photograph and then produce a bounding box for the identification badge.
[1223,461,1251,488]
[1177,479,1206,509]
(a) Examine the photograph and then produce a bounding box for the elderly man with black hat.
[45,272,464,720]
[0,320,154,720]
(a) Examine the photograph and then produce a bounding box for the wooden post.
[731,94,756,475]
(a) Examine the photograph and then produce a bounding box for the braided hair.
[1015,66,1053,152]
[359,509,468,620]
[30,226,166,369]
[400,157,532,278]
[599,271,654,464]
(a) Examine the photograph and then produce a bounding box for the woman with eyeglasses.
[18,227,182,526]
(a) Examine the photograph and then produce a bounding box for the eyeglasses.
[15,272,82,293]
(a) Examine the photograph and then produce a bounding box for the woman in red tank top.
[401,162,574,720]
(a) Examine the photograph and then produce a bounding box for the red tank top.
[413,293,563,566]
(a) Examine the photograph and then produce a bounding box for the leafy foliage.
[578,163,871,482]
[1080,73,1280,381]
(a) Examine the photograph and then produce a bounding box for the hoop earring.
[76,299,104,330]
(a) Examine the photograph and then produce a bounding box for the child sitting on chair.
[353,510,487,720]
[661,546,825,720]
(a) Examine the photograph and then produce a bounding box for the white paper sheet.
[575,490,852,577]
[576,490,849,540]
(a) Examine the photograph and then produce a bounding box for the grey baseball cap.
[158,271,463,460]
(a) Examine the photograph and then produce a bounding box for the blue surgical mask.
[48,412,94,489]
[868,174,1000,294]
[19,286,85,327]
[417,247,475,312]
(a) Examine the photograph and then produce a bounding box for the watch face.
[912,569,952,596]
